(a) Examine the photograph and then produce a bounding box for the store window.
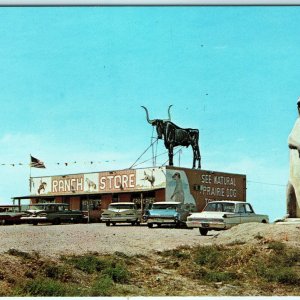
[131,193,155,210]
[81,199,101,211]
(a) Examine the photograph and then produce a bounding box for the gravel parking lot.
[0,223,211,257]
[0,222,299,258]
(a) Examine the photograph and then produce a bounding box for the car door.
[238,203,256,223]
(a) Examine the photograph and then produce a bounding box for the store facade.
[13,166,247,221]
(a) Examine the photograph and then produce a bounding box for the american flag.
[30,155,46,168]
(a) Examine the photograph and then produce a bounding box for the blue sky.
[0,6,299,221]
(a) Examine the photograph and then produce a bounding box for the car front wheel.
[106,222,110,226]
[147,223,153,228]
[199,228,208,236]
[52,218,61,225]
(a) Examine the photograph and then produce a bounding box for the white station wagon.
[186,201,269,236]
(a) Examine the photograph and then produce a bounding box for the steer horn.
[161,105,173,122]
[167,104,172,121]
[141,106,156,124]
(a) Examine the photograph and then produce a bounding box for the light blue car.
[144,201,191,228]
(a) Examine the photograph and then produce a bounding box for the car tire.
[157,223,162,228]
[147,223,153,228]
[199,228,208,236]
[131,221,136,226]
[32,221,38,226]
[106,222,110,226]
[52,218,61,225]
[112,222,116,226]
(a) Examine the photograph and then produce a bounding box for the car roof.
[206,201,245,204]
[30,203,69,206]
[152,201,182,205]
[109,202,136,205]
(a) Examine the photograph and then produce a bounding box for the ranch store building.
[13,166,247,222]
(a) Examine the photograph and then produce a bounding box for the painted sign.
[99,170,136,192]
[30,167,166,195]
[166,167,246,211]
[52,174,84,194]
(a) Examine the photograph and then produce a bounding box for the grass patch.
[90,275,114,296]
[63,254,109,274]
[268,241,286,252]
[1,244,300,296]
[43,263,73,282]
[257,265,300,285]
[160,248,191,260]
[63,253,130,283]
[17,277,67,296]
[104,262,129,283]
[205,270,238,282]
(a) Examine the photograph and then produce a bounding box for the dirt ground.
[0,222,299,257]
[0,221,299,296]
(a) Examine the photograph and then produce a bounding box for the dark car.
[0,205,27,225]
[21,203,85,225]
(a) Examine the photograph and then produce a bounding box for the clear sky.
[0,6,299,221]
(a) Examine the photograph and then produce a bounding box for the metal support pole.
[87,195,90,224]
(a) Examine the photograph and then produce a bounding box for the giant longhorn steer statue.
[141,105,201,169]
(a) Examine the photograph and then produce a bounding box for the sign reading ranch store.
[99,170,136,192]
[51,171,136,194]
[30,167,166,195]
[52,175,84,193]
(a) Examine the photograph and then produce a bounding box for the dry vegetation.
[0,236,299,296]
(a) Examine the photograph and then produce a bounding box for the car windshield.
[108,204,135,210]
[29,205,47,210]
[151,204,179,210]
[204,202,235,213]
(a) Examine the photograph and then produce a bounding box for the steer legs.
[192,145,201,169]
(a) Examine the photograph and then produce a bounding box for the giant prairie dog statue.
[287,99,300,218]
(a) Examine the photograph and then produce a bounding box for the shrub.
[268,241,286,252]
[104,263,130,283]
[205,271,238,282]
[65,254,109,274]
[90,275,114,296]
[194,246,222,266]
[259,266,300,285]
[193,266,238,282]
[20,278,67,296]
[44,264,72,282]
[161,248,190,259]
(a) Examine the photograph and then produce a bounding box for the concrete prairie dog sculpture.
[287,99,300,218]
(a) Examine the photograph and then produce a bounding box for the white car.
[101,202,142,226]
[186,201,269,236]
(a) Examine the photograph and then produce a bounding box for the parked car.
[186,201,269,236]
[21,203,85,225]
[0,205,27,225]
[101,202,142,226]
[144,201,191,228]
